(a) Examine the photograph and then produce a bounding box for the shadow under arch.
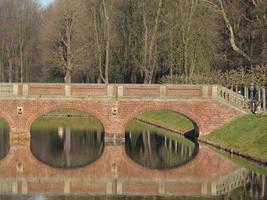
[29,108,105,169]
[0,116,10,160]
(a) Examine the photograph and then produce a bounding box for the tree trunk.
[262,87,266,113]
[142,0,148,84]
[131,71,137,83]
[142,0,162,84]
[0,60,2,82]
[64,71,71,84]
[8,58,13,83]
[244,87,249,98]
[20,41,23,83]
[144,70,150,84]
[218,0,254,63]
[64,20,72,84]
[169,32,174,82]
[103,0,110,84]
[92,4,105,83]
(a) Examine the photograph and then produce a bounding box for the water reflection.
[125,121,198,169]
[0,118,9,160]
[0,118,267,199]
[222,173,267,200]
[30,117,104,168]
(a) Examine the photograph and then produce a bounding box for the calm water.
[0,117,266,200]
[125,121,198,169]
[0,118,9,160]
[30,118,104,168]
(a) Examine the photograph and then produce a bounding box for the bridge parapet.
[0,83,216,99]
[0,83,251,115]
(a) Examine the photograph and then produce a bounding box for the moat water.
[0,117,266,200]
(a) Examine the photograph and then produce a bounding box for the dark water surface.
[0,118,266,200]
[125,121,198,169]
[0,118,9,160]
[30,117,104,168]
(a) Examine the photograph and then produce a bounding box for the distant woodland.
[0,0,266,86]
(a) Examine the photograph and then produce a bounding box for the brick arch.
[25,102,106,134]
[121,103,200,134]
[0,111,13,131]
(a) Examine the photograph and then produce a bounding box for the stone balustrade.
[216,85,250,112]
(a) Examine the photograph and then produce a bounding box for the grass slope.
[139,110,194,133]
[202,114,267,161]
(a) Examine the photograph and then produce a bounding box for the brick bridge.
[0,83,249,142]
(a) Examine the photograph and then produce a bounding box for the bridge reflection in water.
[0,146,249,195]
[0,117,265,199]
[0,145,250,197]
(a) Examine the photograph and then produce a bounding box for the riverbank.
[201,114,267,164]
[137,111,267,165]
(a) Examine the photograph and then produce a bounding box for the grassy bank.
[137,110,267,164]
[202,114,267,161]
[138,110,194,133]
[32,118,103,130]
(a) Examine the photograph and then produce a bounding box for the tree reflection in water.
[30,117,104,168]
[125,121,198,169]
[0,118,9,160]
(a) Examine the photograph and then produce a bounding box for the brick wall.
[123,85,160,97]
[71,84,107,97]
[166,85,202,97]
[28,84,65,96]
[0,98,241,137]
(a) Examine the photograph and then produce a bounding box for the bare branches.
[218,0,255,63]
[142,0,163,84]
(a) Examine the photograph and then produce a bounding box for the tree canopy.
[0,0,266,85]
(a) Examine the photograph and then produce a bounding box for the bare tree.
[41,0,88,83]
[217,0,254,63]
[89,0,115,84]
[142,0,163,84]
[0,0,40,82]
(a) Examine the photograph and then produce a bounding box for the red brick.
[71,84,107,96]
[166,85,202,97]
[28,84,65,96]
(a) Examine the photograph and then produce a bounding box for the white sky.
[38,0,54,6]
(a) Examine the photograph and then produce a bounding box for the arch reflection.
[0,118,10,160]
[30,114,104,168]
[125,121,198,169]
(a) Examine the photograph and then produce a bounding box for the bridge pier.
[10,132,31,146]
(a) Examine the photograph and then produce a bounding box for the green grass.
[0,118,8,127]
[32,117,103,130]
[139,110,194,133]
[202,114,267,161]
